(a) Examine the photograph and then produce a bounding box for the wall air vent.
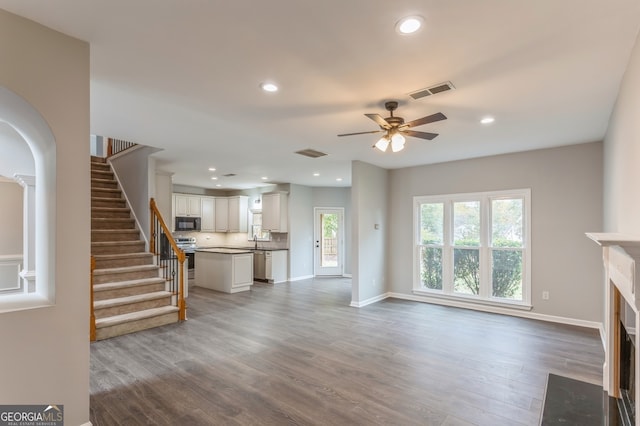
[223,173,236,177]
[295,149,327,158]
[409,81,456,100]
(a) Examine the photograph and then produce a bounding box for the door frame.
[313,207,344,276]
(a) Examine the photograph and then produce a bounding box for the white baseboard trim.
[387,292,603,330]
[599,323,606,350]
[350,292,389,308]
[342,273,352,278]
[80,422,93,426]
[288,274,314,282]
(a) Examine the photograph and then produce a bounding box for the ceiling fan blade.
[337,130,384,137]
[402,112,447,129]
[403,130,439,140]
[365,113,392,129]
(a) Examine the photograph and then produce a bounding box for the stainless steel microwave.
[175,216,201,232]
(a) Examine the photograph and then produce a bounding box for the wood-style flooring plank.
[90,278,603,425]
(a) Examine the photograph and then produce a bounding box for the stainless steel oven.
[175,236,196,279]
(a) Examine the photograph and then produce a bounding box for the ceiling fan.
[338,101,447,152]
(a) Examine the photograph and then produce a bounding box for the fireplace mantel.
[587,232,640,425]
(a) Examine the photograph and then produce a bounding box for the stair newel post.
[149,198,157,257]
[90,255,96,342]
[178,252,186,321]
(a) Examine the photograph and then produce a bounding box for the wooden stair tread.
[94,291,172,309]
[91,229,139,234]
[96,306,179,329]
[92,207,129,212]
[92,240,144,246]
[93,252,153,260]
[93,277,165,292]
[94,264,159,275]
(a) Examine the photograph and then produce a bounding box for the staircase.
[91,156,179,340]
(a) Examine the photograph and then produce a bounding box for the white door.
[314,208,344,276]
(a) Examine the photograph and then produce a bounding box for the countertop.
[195,248,253,255]
[196,246,288,252]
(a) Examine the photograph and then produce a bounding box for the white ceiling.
[1,0,639,190]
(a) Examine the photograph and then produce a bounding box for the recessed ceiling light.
[211,176,218,180]
[261,176,268,180]
[313,172,320,177]
[260,82,278,92]
[396,15,424,35]
[215,184,222,187]
[336,178,343,182]
[480,117,495,125]
[208,167,216,171]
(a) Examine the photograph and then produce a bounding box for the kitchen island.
[195,248,254,293]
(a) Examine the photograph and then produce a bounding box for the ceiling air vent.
[295,149,327,159]
[409,81,455,100]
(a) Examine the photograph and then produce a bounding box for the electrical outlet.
[542,291,550,300]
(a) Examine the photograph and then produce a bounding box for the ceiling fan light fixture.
[374,136,390,152]
[391,133,406,152]
[396,16,424,35]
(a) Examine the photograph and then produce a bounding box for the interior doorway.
[314,207,344,276]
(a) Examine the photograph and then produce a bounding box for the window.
[0,87,56,313]
[414,189,530,308]
[248,211,270,241]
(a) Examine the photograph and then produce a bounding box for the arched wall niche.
[0,86,56,312]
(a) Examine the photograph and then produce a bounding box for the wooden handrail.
[150,198,187,321]
[90,255,96,342]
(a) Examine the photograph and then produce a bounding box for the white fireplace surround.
[587,232,640,425]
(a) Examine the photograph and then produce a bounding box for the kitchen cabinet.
[195,249,253,293]
[262,192,288,232]
[265,250,287,283]
[215,196,248,232]
[174,194,202,217]
[200,197,215,231]
[214,197,228,232]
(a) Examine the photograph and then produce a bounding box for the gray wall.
[312,187,352,275]
[352,161,388,304]
[110,145,161,242]
[0,9,90,425]
[604,28,640,234]
[289,184,314,279]
[388,142,604,322]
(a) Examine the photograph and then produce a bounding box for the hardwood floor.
[90,278,603,425]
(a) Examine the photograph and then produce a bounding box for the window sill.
[412,288,532,311]
[0,293,54,314]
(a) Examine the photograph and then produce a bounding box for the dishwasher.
[253,250,266,280]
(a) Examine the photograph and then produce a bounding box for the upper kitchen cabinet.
[216,195,248,232]
[174,194,202,217]
[201,196,215,231]
[262,192,288,232]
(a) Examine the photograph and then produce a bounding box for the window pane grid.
[414,190,530,307]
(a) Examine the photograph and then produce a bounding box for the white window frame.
[0,87,56,313]
[413,189,531,310]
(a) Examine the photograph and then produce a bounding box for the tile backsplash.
[173,231,288,250]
